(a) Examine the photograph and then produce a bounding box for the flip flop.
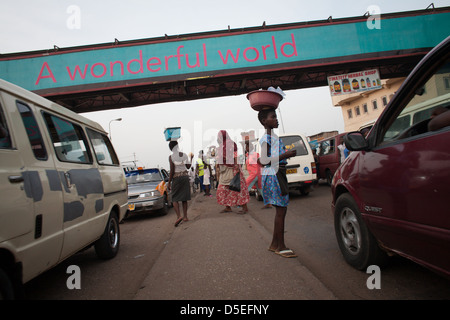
[174,217,183,227]
[275,249,297,258]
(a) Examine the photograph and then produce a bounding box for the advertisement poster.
[328,69,382,96]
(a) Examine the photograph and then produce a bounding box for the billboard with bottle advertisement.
[327,69,382,96]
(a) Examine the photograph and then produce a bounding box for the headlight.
[139,191,156,198]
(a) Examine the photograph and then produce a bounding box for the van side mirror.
[344,132,369,151]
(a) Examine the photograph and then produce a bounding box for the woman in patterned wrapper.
[215,130,249,214]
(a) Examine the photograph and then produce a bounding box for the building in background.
[332,78,405,132]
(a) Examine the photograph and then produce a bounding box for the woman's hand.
[285,149,297,159]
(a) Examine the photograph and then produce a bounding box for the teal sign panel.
[1,11,449,95]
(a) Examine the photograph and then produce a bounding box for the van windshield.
[280,135,308,156]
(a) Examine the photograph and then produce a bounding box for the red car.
[332,35,450,278]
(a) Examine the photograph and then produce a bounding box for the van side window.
[0,104,12,149]
[16,101,47,159]
[43,112,92,164]
[319,139,334,156]
[382,57,450,143]
[86,128,120,165]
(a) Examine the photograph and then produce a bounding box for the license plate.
[128,203,135,211]
[286,168,297,174]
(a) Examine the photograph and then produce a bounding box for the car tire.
[0,268,14,300]
[94,211,120,260]
[159,194,170,215]
[334,193,388,270]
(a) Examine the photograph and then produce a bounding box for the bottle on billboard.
[333,81,341,93]
[343,79,351,92]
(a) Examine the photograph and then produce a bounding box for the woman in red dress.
[215,130,249,213]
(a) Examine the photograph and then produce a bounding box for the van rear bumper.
[288,179,318,189]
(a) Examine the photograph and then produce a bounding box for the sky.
[1,0,449,168]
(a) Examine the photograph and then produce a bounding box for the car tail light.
[311,162,317,174]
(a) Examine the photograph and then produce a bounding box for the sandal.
[275,249,297,258]
[174,217,183,227]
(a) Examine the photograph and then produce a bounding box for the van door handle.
[64,172,72,188]
[9,175,24,183]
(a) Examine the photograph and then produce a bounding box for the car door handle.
[9,175,24,183]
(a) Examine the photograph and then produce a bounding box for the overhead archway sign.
[1,7,449,113]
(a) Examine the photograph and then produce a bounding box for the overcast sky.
[1,0,449,168]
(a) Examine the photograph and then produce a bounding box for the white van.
[279,133,318,195]
[0,79,128,299]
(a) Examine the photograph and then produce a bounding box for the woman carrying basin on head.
[246,88,296,258]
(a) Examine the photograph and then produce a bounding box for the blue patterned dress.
[259,133,289,207]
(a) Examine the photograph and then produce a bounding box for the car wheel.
[334,193,388,270]
[159,194,170,215]
[94,211,120,260]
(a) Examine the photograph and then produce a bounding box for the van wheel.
[0,268,14,300]
[299,187,310,196]
[94,211,120,260]
[326,170,333,186]
[334,193,388,270]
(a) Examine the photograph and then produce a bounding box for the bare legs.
[173,201,189,226]
[269,205,287,251]
[269,206,297,257]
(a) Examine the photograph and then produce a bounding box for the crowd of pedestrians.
[165,88,298,258]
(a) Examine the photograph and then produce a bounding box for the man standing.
[195,150,205,193]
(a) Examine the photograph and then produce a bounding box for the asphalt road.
[250,182,450,300]
[24,182,450,300]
